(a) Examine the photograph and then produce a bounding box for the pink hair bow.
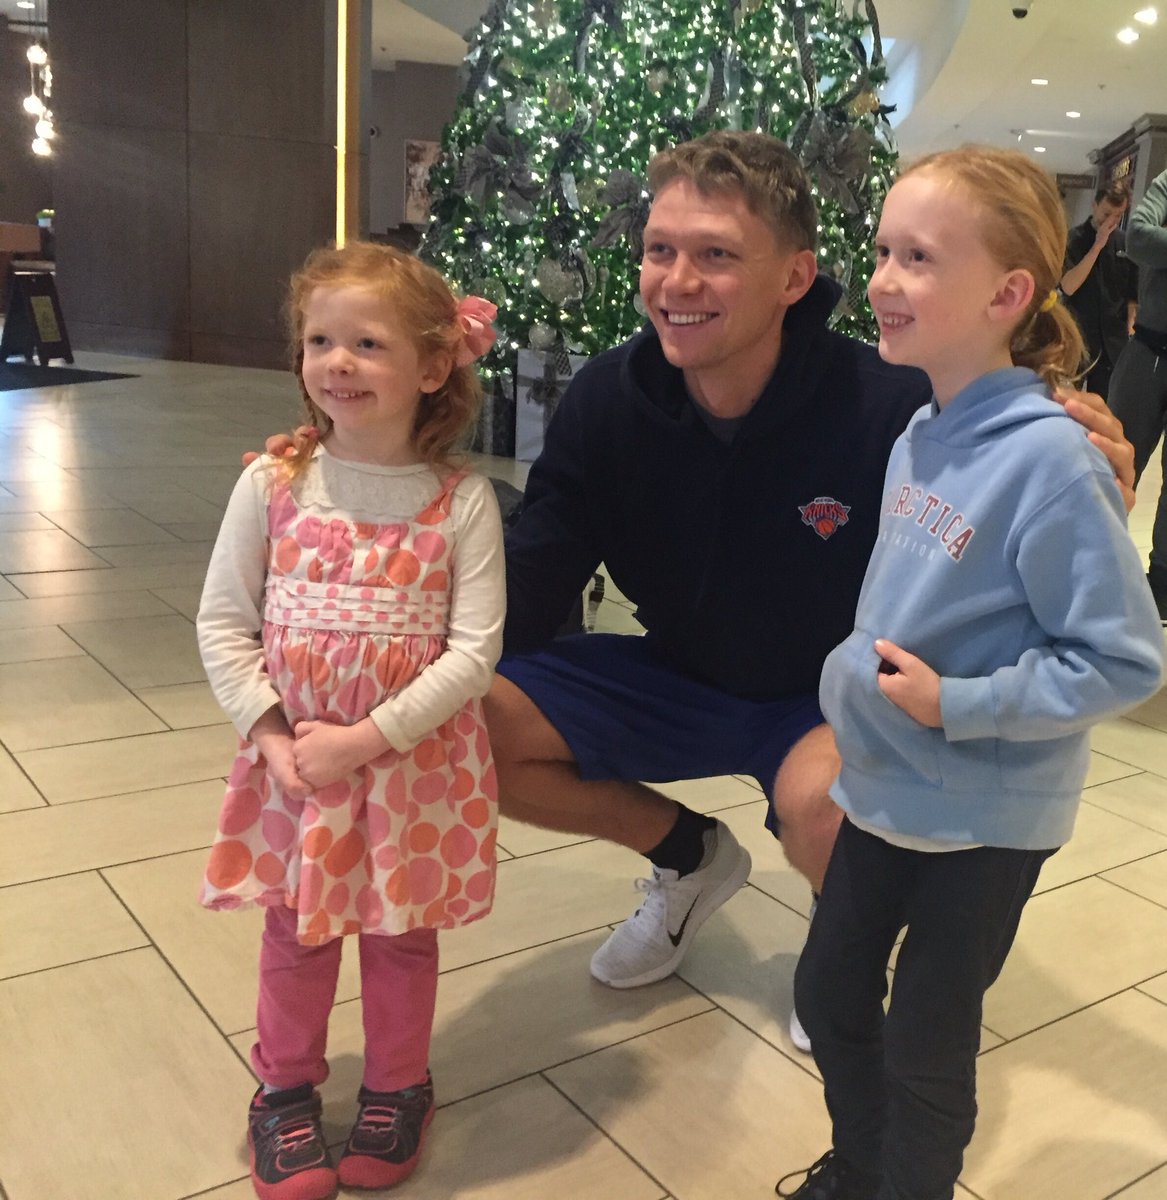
[453,295,499,367]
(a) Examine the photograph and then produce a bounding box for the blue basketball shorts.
[496,633,825,837]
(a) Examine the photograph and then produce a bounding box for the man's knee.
[771,723,841,831]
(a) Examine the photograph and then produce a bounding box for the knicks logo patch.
[799,496,851,540]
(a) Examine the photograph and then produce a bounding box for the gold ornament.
[847,89,880,118]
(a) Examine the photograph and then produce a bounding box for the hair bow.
[453,295,499,367]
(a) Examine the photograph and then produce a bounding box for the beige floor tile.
[1139,972,1167,1005]
[718,799,816,916]
[657,773,765,814]
[496,813,594,856]
[0,527,110,572]
[105,848,360,1035]
[549,1009,832,1199]
[1110,1166,1167,1199]
[179,1178,253,1199]
[0,624,85,663]
[593,599,646,634]
[1084,751,1145,789]
[9,559,210,597]
[0,573,22,600]
[0,780,223,886]
[1126,688,1167,735]
[0,589,177,631]
[151,584,204,619]
[0,872,147,979]
[62,612,204,688]
[435,838,668,972]
[1087,770,1167,837]
[1092,718,1167,775]
[1033,801,1167,893]
[405,1076,666,1200]
[163,519,229,542]
[0,655,166,750]
[0,950,254,1200]
[1103,850,1167,909]
[674,882,816,1062]
[16,722,236,802]
[985,877,1167,1039]
[964,990,1167,1200]
[0,746,45,813]
[136,680,230,729]
[124,492,227,525]
[0,511,55,531]
[97,539,215,567]
[43,507,178,547]
[260,929,714,1121]
[0,481,125,510]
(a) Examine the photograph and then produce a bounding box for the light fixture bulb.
[27,43,48,65]
[23,93,44,115]
[1031,78,1049,86]
[1134,7,1157,24]
[34,117,54,138]
[31,137,51,156]
[16,1,34,8]
[1034,146,1047,153]
[1066,110,1081,118]
[1117,26,1139,42]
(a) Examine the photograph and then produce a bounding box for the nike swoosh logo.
[668,896,700,948]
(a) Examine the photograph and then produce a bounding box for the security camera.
[1012,3,1030,15]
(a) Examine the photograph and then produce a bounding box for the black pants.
[794,818,1053,1200]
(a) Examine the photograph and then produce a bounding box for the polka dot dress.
[199,470,497,944]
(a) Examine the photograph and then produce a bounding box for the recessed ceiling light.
[1034,146,1047,153]
[1066,110,1081,118]
[15,1,34,8]
[1134,7,1157,24]
[1031,78,1049,85]
[1117,26,1140,42]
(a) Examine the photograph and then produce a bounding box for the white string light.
[20,0,53,156]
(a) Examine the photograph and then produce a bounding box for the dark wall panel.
[53,123,189,344]
[52,0,187,131]
[188,134,333,351]
[188,0,334,143]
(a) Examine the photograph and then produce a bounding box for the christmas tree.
[420,0,896,441]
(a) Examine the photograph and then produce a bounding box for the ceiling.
[4,0,1164,175]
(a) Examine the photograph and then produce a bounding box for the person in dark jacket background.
[1060,178,1137,400]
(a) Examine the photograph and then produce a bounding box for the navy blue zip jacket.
[503,276,932,701]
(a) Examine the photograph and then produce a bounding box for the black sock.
[647,804,717,877]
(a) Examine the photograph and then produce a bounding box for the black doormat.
[0,363,137,392]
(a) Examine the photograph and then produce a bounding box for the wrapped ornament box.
[514,348,588,462]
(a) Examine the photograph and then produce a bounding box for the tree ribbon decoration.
[459,0,506,99]
[457,123,542,223]
[574,0,623,71]
[797,109,879,214]
[590,169,650,259]
[785,1,817,108]
[691,48,727,126]
[855,0,884,65]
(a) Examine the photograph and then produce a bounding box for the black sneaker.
[247,1084,337,1200]
[776,1149,880,1199]
[337,1072,435,1189]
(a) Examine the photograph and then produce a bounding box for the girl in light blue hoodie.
[780,148,1165,1200]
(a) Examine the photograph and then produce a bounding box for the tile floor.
[0,353,1165,1200]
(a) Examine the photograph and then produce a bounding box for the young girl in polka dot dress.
[196,242,504,1200]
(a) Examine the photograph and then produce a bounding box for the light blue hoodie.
[820,367,1165,850]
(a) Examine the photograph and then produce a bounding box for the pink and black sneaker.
[247,1084,337,1200]
[337,1072,435,1190]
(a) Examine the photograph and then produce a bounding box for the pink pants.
[251,905,438,1093]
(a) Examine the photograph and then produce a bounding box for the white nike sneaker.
[789,897,818,1054]
[788,1005,812,1054]
[589,821,752,989]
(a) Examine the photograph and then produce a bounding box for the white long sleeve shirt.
[197,449,505,751]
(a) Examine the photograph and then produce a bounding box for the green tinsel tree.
[420,0,897,446]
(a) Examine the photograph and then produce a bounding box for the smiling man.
[480,131,1133,1017]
